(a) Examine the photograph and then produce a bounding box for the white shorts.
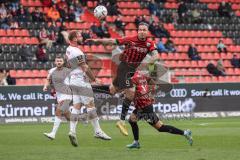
[72,94,94,105]
[69,78,94,105]
[56,93,72,103]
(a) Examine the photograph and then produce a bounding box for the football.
[94,5,108,20]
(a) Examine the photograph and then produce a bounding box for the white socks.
[87,108,102,133]
[70,121,78,134]
[69,107,102,134]
[184,130,188,136]
[134,140,139,144]
[90,117,102,133]
[51,116,62,135]
[70,107,80,134]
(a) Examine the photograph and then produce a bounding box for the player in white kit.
[66,31,111,147]
[43,56,72,140]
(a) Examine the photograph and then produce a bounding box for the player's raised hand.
[85,39,96,43]
[43,86,48,92]
[92,79,102,85]
[50,89,56,97]
[109,83,117,95]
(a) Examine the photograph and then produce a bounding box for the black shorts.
[132,105,159,125]
[112,62,136,89]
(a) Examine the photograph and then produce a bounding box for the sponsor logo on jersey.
[146,42,151,47]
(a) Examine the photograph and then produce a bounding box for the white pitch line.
[198,123,210,126]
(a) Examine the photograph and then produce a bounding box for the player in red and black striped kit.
[88,22,159,136]
[126,71,193,149]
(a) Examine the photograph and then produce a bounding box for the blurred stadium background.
[1,0,240,85]
[0,0,240,160]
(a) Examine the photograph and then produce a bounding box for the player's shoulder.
[131,35,139,40]
[48,67,57,74]
[66,45,73,51]
[67,45,83,52]
[146,38,156,50]
[62,66,71,72]
[146,38,155,44]
[123,35,138,41]
[66,45,84,56]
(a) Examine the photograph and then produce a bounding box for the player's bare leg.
[86,100,111,140]
[64,110,70,121]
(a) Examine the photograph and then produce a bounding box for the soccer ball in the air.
[94,5,108,20]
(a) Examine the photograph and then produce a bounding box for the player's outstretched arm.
[43,75,51,91]
[79,62,97,83]
[86,38,117,45]
[138,50,159,71]
[146,50,159,64]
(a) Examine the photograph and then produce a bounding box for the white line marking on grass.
[198,123,210,126]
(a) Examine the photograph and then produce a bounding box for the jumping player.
[87,22,159,136]
[43,56,72,140]
[126,70,193,149]
[66,31,111,147]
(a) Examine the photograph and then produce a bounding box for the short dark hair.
[138,22,149,28]
[55,55,64,59]
[68,30,79,41]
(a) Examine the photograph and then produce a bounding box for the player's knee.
[59,100,71,113]
[125,94,134,101]
[125,88,135,101]
[154,121,164,130]
[87,107,98,120]
[85,99,95,108]
[55,109,62,117]
[73,104,81,110]
[64,112,70,121]
[129,119,137,127]
[70,107,80,121]
[129,114,137,124]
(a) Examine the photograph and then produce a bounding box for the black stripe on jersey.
[127,48,132,63]
[136,52,142,63]
[76,55,86,64]
[139,53,145,63]
[131,49,136,62]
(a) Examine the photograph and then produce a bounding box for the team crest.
[146,42,151,47]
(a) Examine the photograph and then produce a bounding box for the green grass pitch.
[0,117,240,160]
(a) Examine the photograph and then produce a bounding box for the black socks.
[158,125,184,135]
[129,120,139,141]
